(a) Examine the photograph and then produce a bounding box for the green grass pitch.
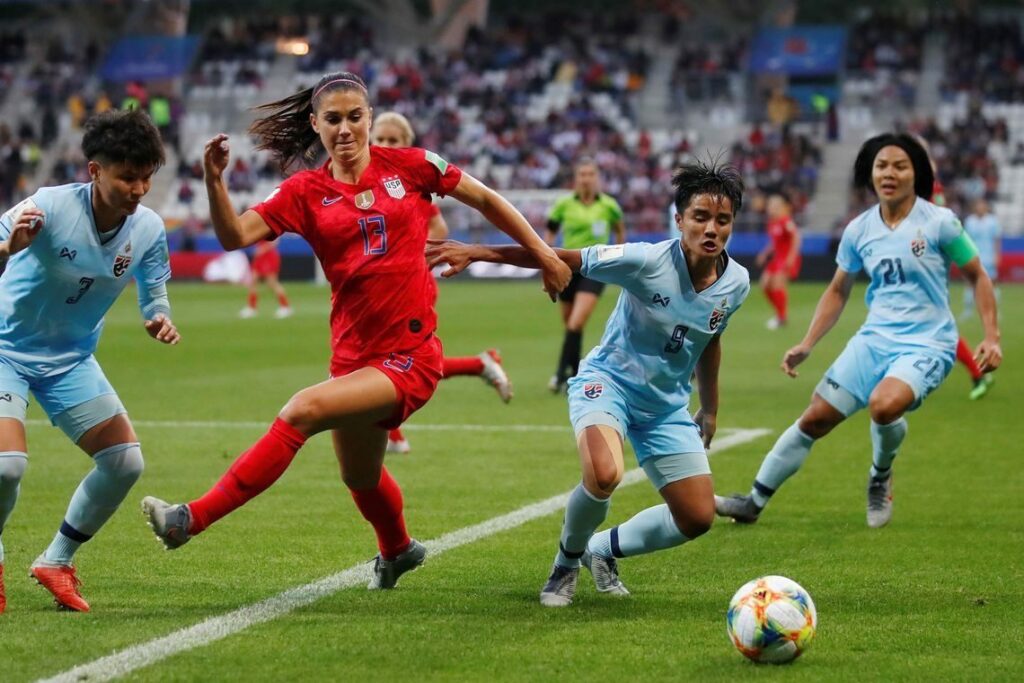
[2,279,1021,681]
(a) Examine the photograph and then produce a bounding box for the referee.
[545,157,625,393]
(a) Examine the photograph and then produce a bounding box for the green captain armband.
[942,230,979,267]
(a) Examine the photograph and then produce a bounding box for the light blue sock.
[750,423,816,507]
[554,483,610,568]
[870,418,907,481]
[43,444,143,564]
[0,452,28,564]
[588,504,688,559]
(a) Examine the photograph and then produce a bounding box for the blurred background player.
[755,192,801,329]
[370,111,512,454]
[962,198,1001,318]
[427,160,750,607]
[142,72,570,590]
[716,133,1002,530]
[545,158,625,393]
[0,110,178,613]
[239,239,292,319]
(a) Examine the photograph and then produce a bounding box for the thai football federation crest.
[910,229,926,258]
[583,383,603,399]
[709,297,729,331]
[112,240,133,278]
[383,176,406,199]
[355,190,375,210]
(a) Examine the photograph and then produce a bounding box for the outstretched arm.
[781,268,855,377]
[426,239,582,278]
[449,174,571,299]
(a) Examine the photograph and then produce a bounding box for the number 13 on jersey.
[358,216,388,255]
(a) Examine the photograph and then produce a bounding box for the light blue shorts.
[817,332,954,417]
[0,354,126,442]
[567,372,707,469]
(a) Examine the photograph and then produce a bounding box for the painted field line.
[38,428,770,683]
[26,419,570,433]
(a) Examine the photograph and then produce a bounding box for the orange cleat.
[30,560,90,612]
[1,563,6,614]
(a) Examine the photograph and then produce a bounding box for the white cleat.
[479,349,513,403]
[239,306,257,319]
[582,549,629,596]
[866,475,894,528]
[765,316,781,330]
[539,563,578,607]
[386,437,411,454]
[274,306,293,319]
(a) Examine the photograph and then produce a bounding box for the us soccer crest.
[709,297,729,331]
[355,190,375,210]
[383,176,406,199]
[112,240,133,278]
[583,382,603,399]
[910,229,926,257]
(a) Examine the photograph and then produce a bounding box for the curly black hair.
[81,108,165,169]
[853,133,934,200]
[671,157,745,215]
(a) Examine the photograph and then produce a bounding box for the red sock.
[247,291,257,309]
[349,466,410,560]
[442,356,484,378]
[277,292,289,307]
[188,418,307,534]
[388,428,404,442]
[957,336,982,381]
[765,287,787,322]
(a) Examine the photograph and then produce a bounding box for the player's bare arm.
[448,173,571,298]
[426,239,583,278]
[694,334,722,449]
[203,134,273,249]
[959,257,1002,372]
[782,268,855,377]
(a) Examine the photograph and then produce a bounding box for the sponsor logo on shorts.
[0,392,12,402]
[826,378,840,391]
[383,176,406,199]
[583,382,603,399]
[383,353,414,373]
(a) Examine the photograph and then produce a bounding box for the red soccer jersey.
[252,145,462,365]
[767,215,797,259]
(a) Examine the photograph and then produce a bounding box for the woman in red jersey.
[756,192,801,329]
[142,72,571,589]
[371,111,513,455]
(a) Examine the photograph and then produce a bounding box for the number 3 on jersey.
[359,216,387,255]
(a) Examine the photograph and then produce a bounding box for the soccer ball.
[726,575,817,664]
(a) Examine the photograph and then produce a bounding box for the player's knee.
[868,393,907,425]
[279,391,324,434]
[95,443,144,486]
[588,463,622,496]
[0,453,27,486]
[674,509,713,539]
[797,410,839,439]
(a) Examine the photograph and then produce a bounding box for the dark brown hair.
[249,71,369,173]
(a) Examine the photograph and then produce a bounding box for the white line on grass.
[38,428,770,683]
[25,419,570,433]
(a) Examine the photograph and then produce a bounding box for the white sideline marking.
[38,428,769,683]
[26,419,569,433]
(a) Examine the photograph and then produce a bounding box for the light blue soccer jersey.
[964,213,1000,276]
[836,198,960,354]
[576,239,750,414]
[0,183,171,378]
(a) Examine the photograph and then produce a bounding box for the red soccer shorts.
[252,249,281,277]
[330,335,444,430]
[765,253,801,279]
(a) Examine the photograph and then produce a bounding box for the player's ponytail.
[250,71,369,173]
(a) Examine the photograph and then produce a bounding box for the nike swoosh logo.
[322,196,343,206]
